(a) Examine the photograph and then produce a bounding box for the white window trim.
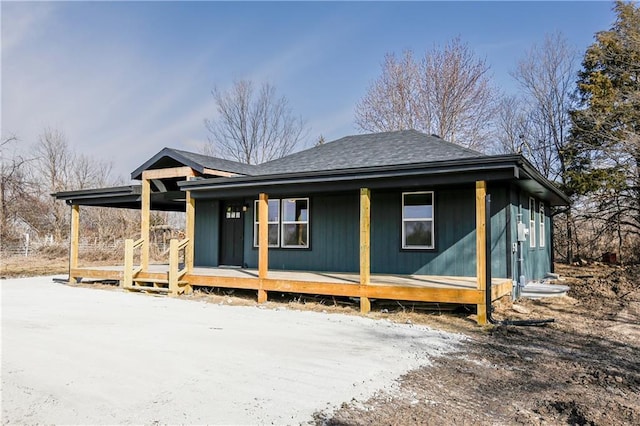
[539,202,546,248]
[281,198,309,248]
[253,199,280,248]
[529,197,536,248]
[402,191,435,250]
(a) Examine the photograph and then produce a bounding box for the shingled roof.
[255,130,483,175]
[131,147,257,180]
[132,130,483,180]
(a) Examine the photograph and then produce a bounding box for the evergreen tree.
[568,1,640,259]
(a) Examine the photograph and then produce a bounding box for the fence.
[1,239,169,260]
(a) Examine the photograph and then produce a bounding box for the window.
[253,197,310,249]
[539,202,545,248]
[281,198,309,248]
[254,199,280,247]
[402,192,434,249]
[529,198,536,248]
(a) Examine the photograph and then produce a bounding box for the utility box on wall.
[517,222,529,242]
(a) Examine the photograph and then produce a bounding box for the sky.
[2,1,616,182]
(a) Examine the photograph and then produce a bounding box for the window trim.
[401,191,435,250]
[529,197,536,248]
[252,197,311,249]
[281,198,310,249]
[539,202,546,248]
[253,199,280,248]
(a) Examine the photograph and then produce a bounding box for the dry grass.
[1,256,69,279]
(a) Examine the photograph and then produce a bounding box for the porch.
[61,164,503,324]
[68,264,513,306]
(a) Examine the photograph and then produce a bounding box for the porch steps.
[127,285,170,293]
[126,277,188,294]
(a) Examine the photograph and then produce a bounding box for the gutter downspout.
[484,194,554,326]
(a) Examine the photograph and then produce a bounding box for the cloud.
[1,2,56,56]
[1,4,224,180]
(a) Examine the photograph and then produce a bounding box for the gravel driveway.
[1,276,463,424]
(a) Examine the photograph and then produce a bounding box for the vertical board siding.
[208,186,512,276]
[489,186,510,280]
[370,187,508,277]
[194,200,219,267]
[511,190,552,281]
[243,193,360,272]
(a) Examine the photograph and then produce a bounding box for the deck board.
[70,264,511,301]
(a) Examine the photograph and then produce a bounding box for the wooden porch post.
[69,204,80,284]
[140,177,151,270]
[359,188,371,314]
[476,181,487,325]
[182,169,197,295]
[184,189,195,295]
[257,193,268,303]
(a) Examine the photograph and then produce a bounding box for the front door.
[219,201,244,266]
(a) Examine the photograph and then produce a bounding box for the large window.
[529,198,536,248]
[402,192,434,249]
[254,199,280,247]
[539,202,545,248]
[254,198,309,249]
[281,198,309,248]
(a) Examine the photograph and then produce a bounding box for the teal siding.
[489,186,510,280]
[370,187,508,277]
[194,200,220,267]
[510,190,552,281]
[239,186,510,277]
[243,193,359,272]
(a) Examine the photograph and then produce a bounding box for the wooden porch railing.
[168,238,190,295]
[123,237,144,288]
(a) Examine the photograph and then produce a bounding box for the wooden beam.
[123,239,133,288]
[202,168,237,178]
[71,268,124,282]
[183,273,483,304]
[184,190,195,295]
[476,181,487,325]
[491,279,512,301]
[359,188,371,313]
[168,239,179,295]
[142,166,195,180]
[263,279,361,297]
[69,204,80,284]
[257,193,269,303]
[141,178,151,270]
[365,286,484,304]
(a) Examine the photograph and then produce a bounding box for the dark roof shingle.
[170,149,257,176]
[132,130,483,180]
[255,130,483,175]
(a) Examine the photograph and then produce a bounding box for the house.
[54,130,569,325]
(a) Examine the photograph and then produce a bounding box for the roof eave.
[130,148,207,181]
[179,156,522,192]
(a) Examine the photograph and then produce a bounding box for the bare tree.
[496,96,529,154]
[27,129,74,240]
[72,153,113,190]
[355,38,497,151]
[204,80,308,164]
[355,51,423,133]
[1,135,30,242]
[421,38,496,148]
[496,33,578,262]
[510,32,577,184]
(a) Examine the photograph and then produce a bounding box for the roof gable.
[131,148,257,180]
[255,130,484,175]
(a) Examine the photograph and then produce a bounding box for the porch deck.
[70,264,512,305]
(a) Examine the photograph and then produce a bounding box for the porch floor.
[71,263,512,303]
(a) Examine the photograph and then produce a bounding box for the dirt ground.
[320,263,640,425]
[2,258,639,424]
